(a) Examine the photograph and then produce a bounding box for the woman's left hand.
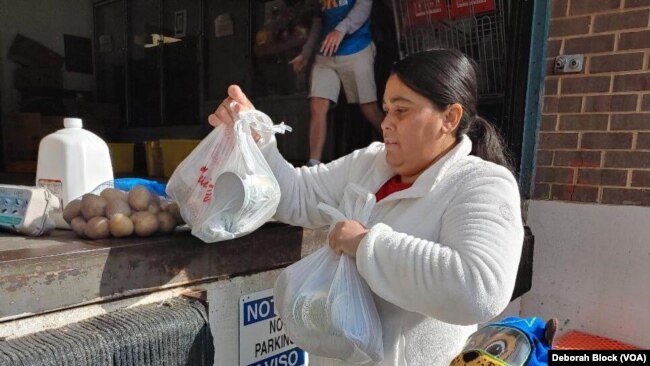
[328,220,369,257]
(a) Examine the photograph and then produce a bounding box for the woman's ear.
[442,103,463,133]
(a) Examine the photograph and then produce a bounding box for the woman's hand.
[208,85,255,128]
[328,220,369,257]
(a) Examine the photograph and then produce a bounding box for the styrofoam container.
[191,171,278,242]
[36,118,114,228]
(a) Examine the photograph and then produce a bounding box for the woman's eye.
[485,340,507,357]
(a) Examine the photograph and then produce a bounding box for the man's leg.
[309,97,331,162]
[359,102,384,131]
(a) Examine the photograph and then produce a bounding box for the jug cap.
[63,118,83,128]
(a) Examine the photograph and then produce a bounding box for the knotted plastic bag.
[166,109,291,242]
[274,184,384,364]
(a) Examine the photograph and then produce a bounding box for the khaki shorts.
[309,43,377,104]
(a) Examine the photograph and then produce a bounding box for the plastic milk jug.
[36,118,114,228]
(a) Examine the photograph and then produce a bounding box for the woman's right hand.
[208,85,256,128]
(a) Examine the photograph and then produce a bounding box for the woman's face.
[381,74,457,183]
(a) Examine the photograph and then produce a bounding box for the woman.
[210,49,524,365]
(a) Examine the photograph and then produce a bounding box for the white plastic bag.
[166,110,291,242]
[274,184,384,364]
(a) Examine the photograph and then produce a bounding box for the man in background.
[290,0,384,166]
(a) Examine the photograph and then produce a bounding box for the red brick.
[578,168,628,185]
[559,114,609,131]
[625,0,650,7]
[605,151,650,168]
[619,30,650,50]
[547,40,562,58]
[537,150,555,166]
[541,114,558,131]
[551,0,569,18]
[543,97,559,114]
[550,184,599,202]
[631,170,650,187]
[584,95,638,112]
[538,132,580,149]
[613,73,650,92]
[590,53,644,73]
[546,58,556,76]
[545,79,559,95]
[564,35,615,54]
[570,0,620,15]
[602,188,650,205]
[643,95,650,111]
[611,114,650,130]
[581,132,634,149]
[561,76,611,94]
[536,167,575,183]
[593,10,649,32]
[638,133,650,149]
[558,97,583,113]
[550,17,591,37]
[554,150,602,167]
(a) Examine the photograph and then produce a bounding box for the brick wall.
[536,0,650,206]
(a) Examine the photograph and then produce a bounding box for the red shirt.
[375,175,413,202]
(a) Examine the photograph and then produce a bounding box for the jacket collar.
[376,135,473,202]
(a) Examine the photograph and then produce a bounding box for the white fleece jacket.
[259,135,524,366]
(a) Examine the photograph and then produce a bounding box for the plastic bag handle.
[317,202,347,229]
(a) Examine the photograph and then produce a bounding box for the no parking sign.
[239,288,307,366]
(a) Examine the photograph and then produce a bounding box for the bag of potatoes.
[166,109,291,243]
[62,180,184,240]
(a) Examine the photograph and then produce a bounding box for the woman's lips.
[384,138,398,148]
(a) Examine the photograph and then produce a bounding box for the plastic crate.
[107,142,134,174]
[159,139,201,178]
[144,141,164,177]
[554,331,640,350]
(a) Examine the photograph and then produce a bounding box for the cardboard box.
[14,66,63,90]
[2,113,42,171]
[8,34,64,70]
[450,0,495,18]
[405,0,449,26]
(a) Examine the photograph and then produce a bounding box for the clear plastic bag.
[274,184,384,364]
[166,110,291,242]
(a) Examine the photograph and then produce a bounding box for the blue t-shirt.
[320,0,372,56]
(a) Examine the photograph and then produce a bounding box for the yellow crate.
[159,139,201,177]
[144,141,164,178]
[107,143,134,174]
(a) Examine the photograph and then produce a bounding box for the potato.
[100,188,127,202]
[84,216,110,239]
[165,202,184,225]
[147,202,161,214]
[131,211,159,237]
[128,185,153,211]
[63,199,82,223]
[106,199,131,217]
[70,216,87,238]
[80,194,108,220]
[109,213,134,237]
[157,211,176,234]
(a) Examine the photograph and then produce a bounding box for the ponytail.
[466,116,513,171]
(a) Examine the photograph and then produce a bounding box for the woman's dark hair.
[391,49,512,171]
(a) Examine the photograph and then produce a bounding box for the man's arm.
[335,0,372,35]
